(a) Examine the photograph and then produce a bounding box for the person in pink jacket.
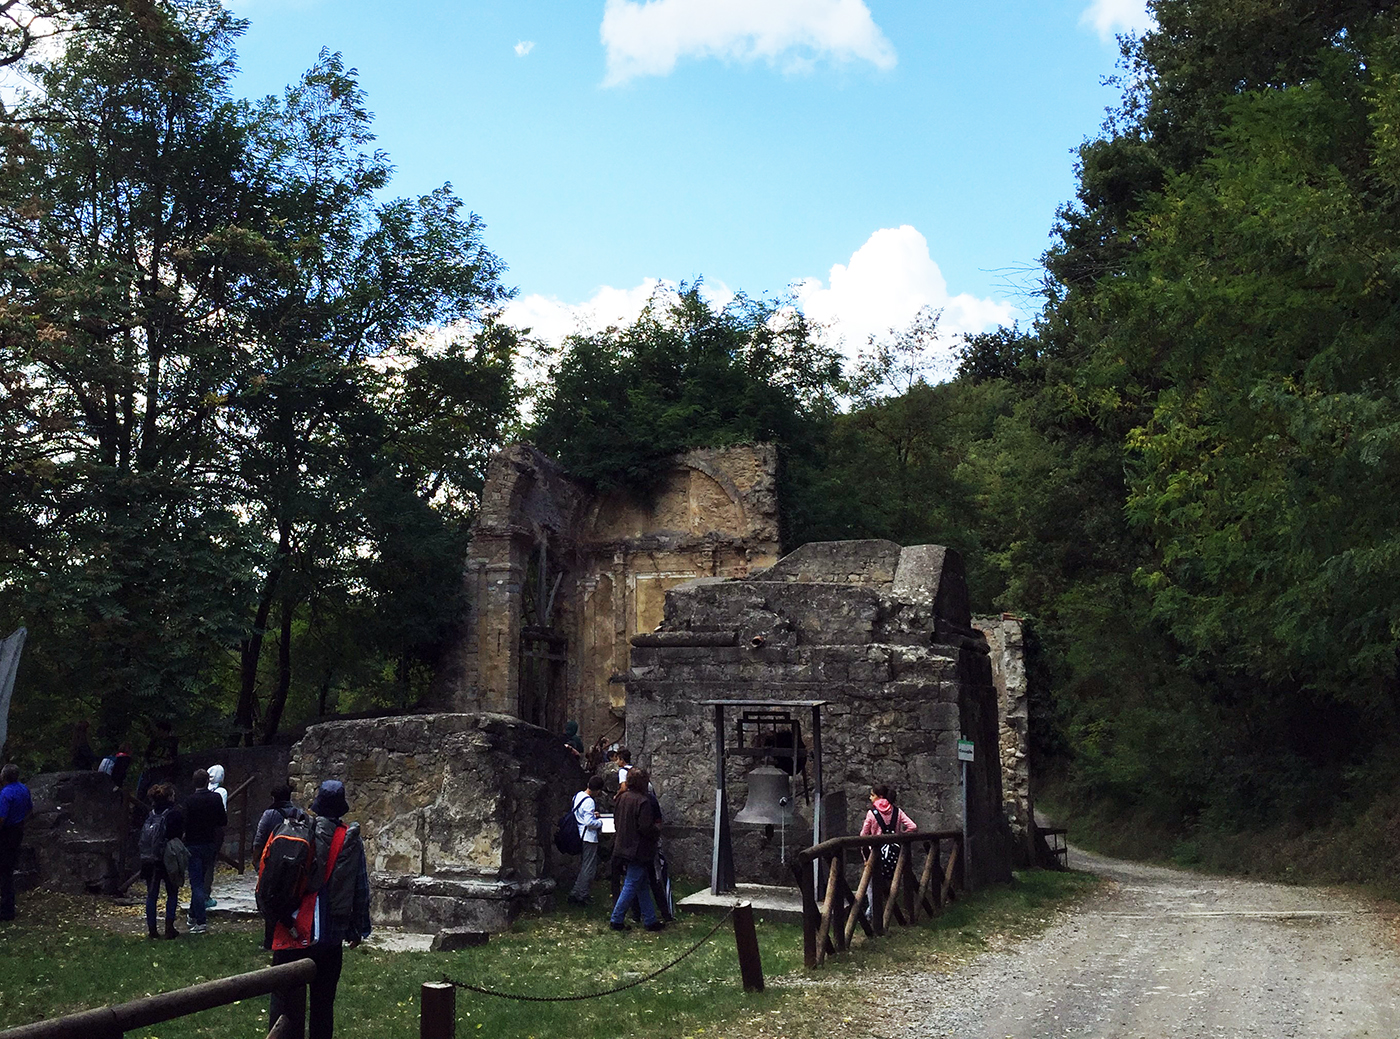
[859,784,917,837]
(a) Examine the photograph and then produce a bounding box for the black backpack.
[553,793,586,855]
[256,814,317,921]
[872,807,901,881]
[138,808,168,865]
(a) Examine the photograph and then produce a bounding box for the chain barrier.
[442,906,737,1003]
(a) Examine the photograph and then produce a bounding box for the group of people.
[138,771,371,1039]
[139,766,229,937]
[565,746,675,932]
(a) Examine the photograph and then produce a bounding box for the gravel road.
[895,850,1399,1039]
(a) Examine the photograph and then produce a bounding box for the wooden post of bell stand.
[420,981,456,1039]
[732,902,764,992]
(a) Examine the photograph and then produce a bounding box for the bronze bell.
[733,765,807,829]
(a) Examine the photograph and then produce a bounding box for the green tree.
[529,285,843,542]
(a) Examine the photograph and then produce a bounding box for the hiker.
[268,779,371,1039]
[566,775,605,905]
[0,764,32,922]
[140,783,185,938]
[860,784,917,916]
[563,720,585,763]
[609,767,664,933]
[253,782,309,950]
[97,745,133,789]
[182,768,227,935]
[203,764,229,909]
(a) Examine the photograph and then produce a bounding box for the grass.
[0,870,1097,1039]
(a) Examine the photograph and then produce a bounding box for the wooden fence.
[791,830,963,968]
[0,960,316,1039]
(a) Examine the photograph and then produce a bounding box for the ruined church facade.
[435,442,782,742]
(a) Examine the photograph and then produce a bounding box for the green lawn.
[1,870,1097,1039]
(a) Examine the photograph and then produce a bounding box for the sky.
[225,0,1154,363]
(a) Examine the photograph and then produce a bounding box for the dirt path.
[894,850,1400,1039]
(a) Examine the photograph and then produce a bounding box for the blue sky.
[227,0,1152,358]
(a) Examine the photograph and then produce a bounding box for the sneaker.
[204,898,217,908]
[645,921,666,932]
[609,921,631,932]
[188,924,208,935]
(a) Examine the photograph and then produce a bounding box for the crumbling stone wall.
[973,614,1035,866]
[625,540,1014,890]
[289,713,577,933]
[17,771,125,895]
[437,442,781,748]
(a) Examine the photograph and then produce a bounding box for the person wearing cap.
[268,779,371,1039]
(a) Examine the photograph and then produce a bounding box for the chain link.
[442,906,738,1003]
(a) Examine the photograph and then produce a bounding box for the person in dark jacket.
[181,768,227,935]
[609,767,664,932]
[0,763,33,921]
[269,779,371,1039]
[253,782,308,950]
[142,783,185,939]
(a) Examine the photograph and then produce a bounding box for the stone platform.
[677,883,805,924]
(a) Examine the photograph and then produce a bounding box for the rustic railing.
[218,773,258,874]
[0,960,316,1039]
[791,830,963,968]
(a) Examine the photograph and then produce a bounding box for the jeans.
[145,864,177,931]
[610,861,657,927]
[271,942,345,1039]
[570,842,599,901]
[187,842,216,925]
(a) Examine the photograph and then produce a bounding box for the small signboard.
[957,739,974,762]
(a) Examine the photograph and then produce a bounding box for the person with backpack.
[268,779,371,1039]
[860,784,917,916]
[566,775,605,906]
[181,768,227,935]
[254,783,310,950]
[139,783,184,939]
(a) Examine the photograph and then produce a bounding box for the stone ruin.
[434,442,781,744]
[15,442,1043,933]
[624,538,1016,889]
[289,714,576,933]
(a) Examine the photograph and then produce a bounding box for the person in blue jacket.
[0,763,33,921]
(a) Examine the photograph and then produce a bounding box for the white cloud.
[503,226,1015,389]
[1080,0,1154,41]
[600,0,895,86]
[792,226,1017,368]
[514,40,535,57]
[502,278,734,347]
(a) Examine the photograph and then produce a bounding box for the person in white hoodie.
[203,764,229,908]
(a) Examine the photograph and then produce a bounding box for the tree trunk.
[236,529,289,743]
[262,597,295,742]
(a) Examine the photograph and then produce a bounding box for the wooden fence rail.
[0,959,316,1039]
[791,830,963,968]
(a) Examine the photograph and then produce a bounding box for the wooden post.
[420,981,456,1039]
[732,903,764,992]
